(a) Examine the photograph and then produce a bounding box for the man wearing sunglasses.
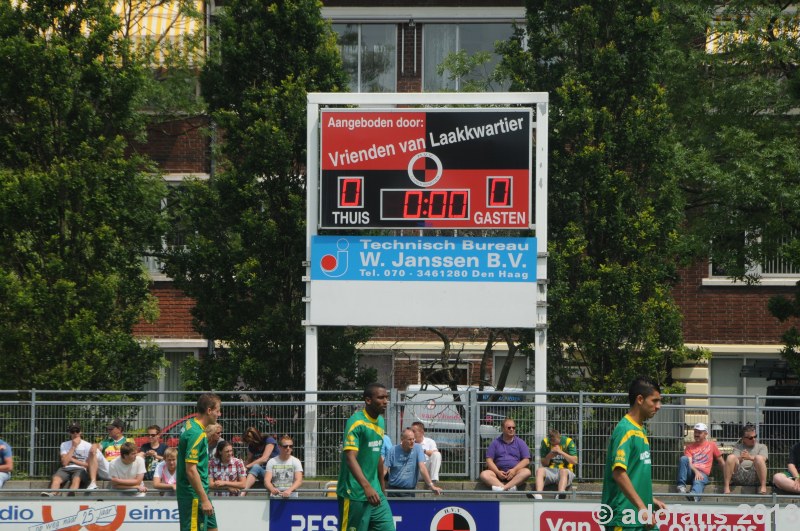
[479,417,532,492]
[138,425,166,480]
[42,423,91,496]
[265,435,303,498]
[723,425,768,495]
[86,417,133,490]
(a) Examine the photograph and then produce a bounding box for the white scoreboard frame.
[304,92,548,476]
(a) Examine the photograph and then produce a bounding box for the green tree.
[663,1,800,280]
[0,0,170,391]
[499,0,699,392]
[164,0,371,391]
[661,1,800,370]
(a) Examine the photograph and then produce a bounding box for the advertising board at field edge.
[319,108,532,230]
[0,499,498,531]
[534,502,773,531]
[1,498,795,530]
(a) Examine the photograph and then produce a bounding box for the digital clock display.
[381,189,470,220]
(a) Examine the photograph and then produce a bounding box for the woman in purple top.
[241,427,278,495]
[479,418,532,492]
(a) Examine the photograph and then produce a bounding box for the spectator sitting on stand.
[723,425,768,495]
[153,447,178,496]
[676,423,724,502]
[385,428,443,497]
[206,423,224,461]
[42,423,91,496]
[265,435,304,498]
[533,427,578,499]
[380,434,392,479]
[138,425,166,481]
[411,422,441,485]
[109,442,147,497]
[771,441,800,494]
[210,440,247,497]
[479,417,532,492]
[0,435,13,488]
[86,417,133,491]
[241,427,279,496]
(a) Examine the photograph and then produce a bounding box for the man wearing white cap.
[676,422,724,502]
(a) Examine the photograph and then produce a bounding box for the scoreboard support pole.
[305,98,321,477]
[304,93,548,477]
[534,100,549,451]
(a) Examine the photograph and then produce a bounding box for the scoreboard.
[319,108,532,229]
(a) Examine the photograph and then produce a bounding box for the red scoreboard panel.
[319,108,532,229]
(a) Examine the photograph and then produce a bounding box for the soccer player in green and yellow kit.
[337,383,394,531]
[177,393,221,531]
[601,377,666,531]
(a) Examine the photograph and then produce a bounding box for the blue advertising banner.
[311,236,536,283]
[269,499,499,531]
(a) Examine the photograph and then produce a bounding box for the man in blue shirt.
[385,429,442,497]
[0,438,12,488]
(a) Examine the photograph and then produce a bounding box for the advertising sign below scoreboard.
[319,108,532,229]
[308,236,538,328]
[269,499,499,531]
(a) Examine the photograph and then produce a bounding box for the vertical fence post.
[578,390,584,480]
[754,394,761,436]
[468,388,478,480]
[29,389,36,477]
[389,387,399,444]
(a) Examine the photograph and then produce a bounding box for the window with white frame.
[423,23,515,92]
[709,230,800,279]
[332,24,397,93]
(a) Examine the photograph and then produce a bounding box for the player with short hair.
[337,383,395,531]
[177,393,222,531]
[601,377,666,530]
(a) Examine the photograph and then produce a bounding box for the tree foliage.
[662,1,800,279]
[660,1,800,370]
[164,0,372,391]
[0,0,171,391]
[498,0,700,392]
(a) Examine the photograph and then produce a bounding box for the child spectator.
[153,447,178,496]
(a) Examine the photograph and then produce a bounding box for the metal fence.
[1,388,799,484]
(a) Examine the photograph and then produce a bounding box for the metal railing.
[1,389,798,483]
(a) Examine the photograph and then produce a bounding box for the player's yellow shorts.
[178,496,217,531]
[338,496,394,531]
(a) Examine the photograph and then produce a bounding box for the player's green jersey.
[336,408,385,501]
[540,435,577,471]
[601,414,653,528]
[176,417,208,500]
